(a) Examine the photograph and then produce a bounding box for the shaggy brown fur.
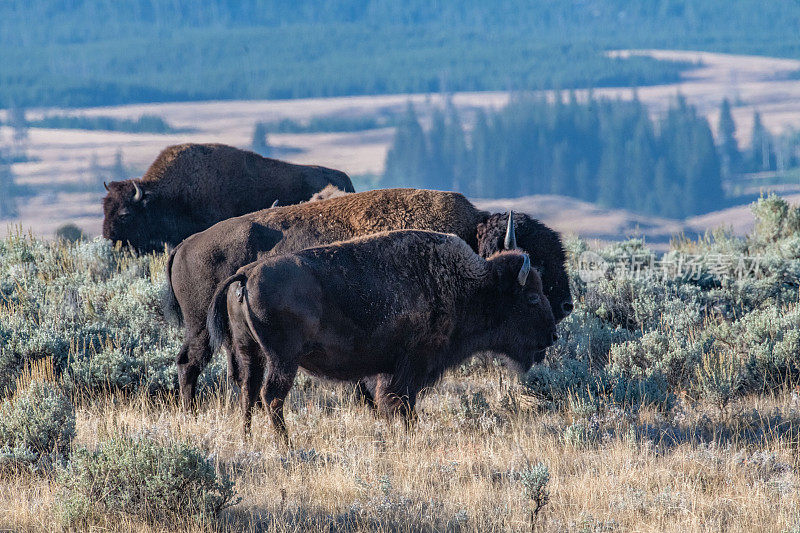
[101,143,354,252]
[165,188,570,409]
[206,230,557,439]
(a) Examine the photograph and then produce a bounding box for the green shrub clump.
[527,194,800,409]
[0,234,226,399]
[57,434,238,527]
[0,380,75,471]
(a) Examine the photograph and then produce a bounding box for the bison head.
[485,246,558,372]
[477,211,573,323]
[102,180,161,252]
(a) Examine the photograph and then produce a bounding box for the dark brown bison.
[165,188,572,409]
[206,229,558,438]
[101,143,354,252]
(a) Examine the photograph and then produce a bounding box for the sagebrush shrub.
[57,434,238,527]
[0,235,206,398]
[694,350,746,408]
[751,194,800,245]
[1,192,798,415]
[517,462,550,524]
[0,379,75,471]
[55,223,86,243]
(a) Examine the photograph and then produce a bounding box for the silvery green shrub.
[57,434,237,527]
[517,462,550,520]
[0,235,210,399]
[2,192,799,409]
[532,193,800,411]
[0,380,75,471]
[751,194,800,245]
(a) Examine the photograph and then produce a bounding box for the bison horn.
[132,182,143,202]
[504,211,517,249]
[103,181,110,192]
[518,254,531,286]
[271,199,279,208]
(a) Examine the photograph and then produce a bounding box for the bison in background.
[101,143,354,252]
[165,188,572,410]
[207,229,558,439]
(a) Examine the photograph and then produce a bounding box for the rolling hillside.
[3,50,800,241]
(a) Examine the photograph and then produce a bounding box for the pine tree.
[9,104,28,145]
[750,111,773,171]
[443,101,469,192]
[89,152,104,186]
[0,151,16,218]
[717,98,740,178]
[549,142,571,196]
[426,106,450,190]
[111,149,127,181]
[574,159,592,201]
[596,111,624,208]
[470,109,493,197]
[8,103,28,161]
[651,157,682,218]
[624,115,656,210]
[383,102,428,188]
[684,120,723,215]
[251,121,271,157]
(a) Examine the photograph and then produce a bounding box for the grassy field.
[0,194,798,531]
[4,370,800,532]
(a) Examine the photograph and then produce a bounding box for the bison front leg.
[354,375,386,410]
[374,371,420,425]
[261,362,298,446]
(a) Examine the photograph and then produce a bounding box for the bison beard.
[166,188,571,410]
[102,143,354,253]
[206,230,558,440]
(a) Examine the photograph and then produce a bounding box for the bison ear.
[495,253,529,292]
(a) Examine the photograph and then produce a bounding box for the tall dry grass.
[2,365,798,532]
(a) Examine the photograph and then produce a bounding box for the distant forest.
[3,1,800,107]
[383,95,791,217]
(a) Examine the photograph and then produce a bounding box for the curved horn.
[518,254,531,286]
[271,199,279,208]
[132,182,143,202]
[504,211,517,249]
[103,181,110,192]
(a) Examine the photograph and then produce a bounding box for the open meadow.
[4,50,800,242]
[1,195,798,532]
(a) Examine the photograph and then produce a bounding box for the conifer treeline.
[383,94,741,217]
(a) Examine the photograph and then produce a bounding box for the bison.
[207,229,558,439]
[102,143,354,252]
[165,188,572,409]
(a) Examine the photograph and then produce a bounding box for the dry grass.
[2,363,798,532]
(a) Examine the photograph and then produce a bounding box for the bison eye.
[528,294,541,305]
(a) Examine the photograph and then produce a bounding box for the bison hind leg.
[177,328,216,411]
[260,361,298,447]
[240,355,265,439]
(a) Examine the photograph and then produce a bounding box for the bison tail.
[207,273,248,355]
[162,245,183,327]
